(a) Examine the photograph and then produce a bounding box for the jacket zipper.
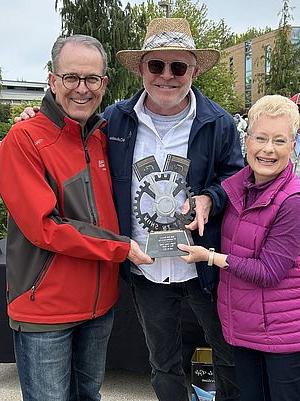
[83,140,98,226]
[82,134,101,318]
[92,265,101,318]
[30,255,54,301]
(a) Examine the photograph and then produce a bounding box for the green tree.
[226,27,272,47]
[261,0,300,96]
[0,121,11,139]
[0,104,11,123]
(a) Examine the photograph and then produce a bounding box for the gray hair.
[248,95,300,138]
[51,34,108,75]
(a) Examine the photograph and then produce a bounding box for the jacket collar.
[222,162,296,213]
[40,89,106,138]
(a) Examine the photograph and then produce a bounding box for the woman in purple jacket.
[179,95,300,401]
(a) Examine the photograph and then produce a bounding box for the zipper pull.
[84,143,90,163]
[30,286,36,301]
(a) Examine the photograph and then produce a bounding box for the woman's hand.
[177,244,209,264]
[178,244,229,269]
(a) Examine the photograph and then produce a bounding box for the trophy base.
[145,229,193,258]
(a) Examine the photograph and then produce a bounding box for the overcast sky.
[1,0,299,82]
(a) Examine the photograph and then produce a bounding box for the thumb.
[177,243,189,251]
[181,199,190,215]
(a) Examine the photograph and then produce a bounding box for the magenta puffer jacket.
[218,164,300,353]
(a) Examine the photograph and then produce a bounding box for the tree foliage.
[227,27,272,47]
[0,104,11,123]
[260,0,300,96]
[0,122,11,140]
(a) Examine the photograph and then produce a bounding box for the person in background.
[0,34,151,401]
[233,113,248,159]
[14,18,243,401]
[179,95,300,401]
[289,94,300,175]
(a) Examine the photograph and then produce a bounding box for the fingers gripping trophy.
[133,154,195,258]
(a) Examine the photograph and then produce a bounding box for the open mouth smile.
[155,84,178,89]
[71,98,92,105]
[257,157,277,165]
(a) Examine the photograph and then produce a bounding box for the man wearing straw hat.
[15,17,242,401]
[104,18,243,401]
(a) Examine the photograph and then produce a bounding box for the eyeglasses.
[142,59,196,77]
[55,73,105,91]
[247,132,295,147]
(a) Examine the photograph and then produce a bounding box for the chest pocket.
[63,169,95,223]
[108,134,134,180]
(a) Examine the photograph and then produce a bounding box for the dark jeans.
[131,275,240,401]
[13,309,114,401]
[234,346,300,401]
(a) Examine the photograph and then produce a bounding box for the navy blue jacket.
[103,86,244,293]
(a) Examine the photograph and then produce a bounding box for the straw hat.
[116,18,220,77]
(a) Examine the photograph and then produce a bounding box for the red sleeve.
[0,125,130,262]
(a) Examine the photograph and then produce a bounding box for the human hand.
[14,106,40,123]
[183,195,212,236]
[177,244,209,264]
[127,240,153,265]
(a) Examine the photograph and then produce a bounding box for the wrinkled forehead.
[142,49,197,63]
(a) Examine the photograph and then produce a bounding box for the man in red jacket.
[0,34,152,401]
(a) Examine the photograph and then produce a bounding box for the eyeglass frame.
[141,59,197,77]
[247,131,295,147]
[54,73,106,91]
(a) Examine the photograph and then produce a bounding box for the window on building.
[245,40,252,108]
[291,27,300,45]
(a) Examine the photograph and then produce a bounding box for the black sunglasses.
[143,59,196,77]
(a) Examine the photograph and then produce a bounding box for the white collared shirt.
[131,90,198,284]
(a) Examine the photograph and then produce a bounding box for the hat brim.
[116,48,220,76]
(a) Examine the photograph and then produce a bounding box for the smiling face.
[49,42,108,126]
[246,115,295,184]
[140,50,198,116]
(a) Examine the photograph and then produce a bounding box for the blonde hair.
[248,95,299,138]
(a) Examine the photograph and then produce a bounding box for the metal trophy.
[133,154,195,258]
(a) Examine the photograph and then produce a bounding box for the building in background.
[223,26,300,110]
[0,80,47,104]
